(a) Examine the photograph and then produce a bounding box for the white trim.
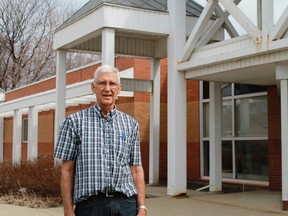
[28,107,38,161]
[201,176,269,187]
[149,58,160,184]
[0,117,3,162]
[12,110,22,164]
[53,4,169,50]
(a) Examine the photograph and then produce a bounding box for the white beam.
[209,82,222,192]
[180,0,217,61]
[0,111,13,118]
[261,0,273,43]
[102,28,115,66]
[149,58,160,185]
[54,50,67,147]
[276,62,288,206]
[82,95,97,101]
[197,0,241,47]
[120,79,153,93]
[28,106,38,161]
[167,0,187,196]
[12,110,22,164]
[219,0,261,43]
[36,103,55,112]
[215,0,240,38]
[271,4,288,40]
[178,36,288,72]
[0,78,152,116]
[0,117,3,162]
[222,1,240,38]
[68,98,91,104]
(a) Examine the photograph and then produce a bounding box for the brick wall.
[187,80,200,180]
[268,86,282,190]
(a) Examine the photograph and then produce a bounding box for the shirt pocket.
[114,131,131,165]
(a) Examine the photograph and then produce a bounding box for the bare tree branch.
[0,0,100,91]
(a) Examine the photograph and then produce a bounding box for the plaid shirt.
[54,104,142,203]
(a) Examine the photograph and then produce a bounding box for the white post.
[261,0,273,43]
[209,82,222,192]
[149,58,160,184]
[28,106,38,161]
[0,117,3,162]
[102,28,115,66]
[276,62,288,209]
[54,50,67,147]
[167,0,187,196]
[13,109,22,164]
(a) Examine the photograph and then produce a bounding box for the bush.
[0,156,62,207]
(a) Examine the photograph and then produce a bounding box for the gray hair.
[93,64,120,83]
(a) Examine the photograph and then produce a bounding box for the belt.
[89,192,128,199]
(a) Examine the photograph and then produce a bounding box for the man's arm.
[61,160,75,216]
[131,165,146,215]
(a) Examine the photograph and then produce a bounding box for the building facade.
[1,0,288,210]
[0,56,282,191]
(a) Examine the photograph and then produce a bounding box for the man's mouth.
[102,94,112,97]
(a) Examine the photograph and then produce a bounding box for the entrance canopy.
[178,0,288,86]
[53,0,221,58]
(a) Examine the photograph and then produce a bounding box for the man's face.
[91,72,121,111]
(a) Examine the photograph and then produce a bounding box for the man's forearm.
[135,169,145,206]
[61,161,75,216]
[131,166,146,215]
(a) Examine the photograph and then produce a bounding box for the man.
[54,64,146,216]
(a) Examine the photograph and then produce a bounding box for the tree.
[0,0,59,90]
[0,0,99,91]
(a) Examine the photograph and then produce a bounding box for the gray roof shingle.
[56,0,204,31]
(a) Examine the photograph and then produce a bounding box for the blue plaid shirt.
[54,104,142,203]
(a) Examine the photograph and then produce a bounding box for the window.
[235,140,268,181]
[235,97,268,137]
[23,118,28,142]
[201,82,268,182]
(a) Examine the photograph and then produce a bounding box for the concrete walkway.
[1,185,288,216]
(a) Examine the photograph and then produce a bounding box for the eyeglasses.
[95,81,119,89]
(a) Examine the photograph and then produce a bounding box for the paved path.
[1,185,288,216]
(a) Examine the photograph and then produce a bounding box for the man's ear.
[91,82,96,93]
[117,84,122,94]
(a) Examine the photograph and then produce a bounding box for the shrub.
[0,155,62,206]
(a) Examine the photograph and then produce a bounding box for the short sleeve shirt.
[54,104,142,203]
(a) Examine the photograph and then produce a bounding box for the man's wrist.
[138,205,147,213]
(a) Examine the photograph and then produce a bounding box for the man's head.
[91,64,121,114]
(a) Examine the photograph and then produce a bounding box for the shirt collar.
[94,103,117,119]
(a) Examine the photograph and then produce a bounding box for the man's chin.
[100,100,113,107]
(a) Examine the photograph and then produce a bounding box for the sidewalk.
[1,185,288,216]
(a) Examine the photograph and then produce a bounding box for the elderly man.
[54,64,146,216]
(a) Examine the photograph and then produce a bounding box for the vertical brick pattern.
[187,80,200,180]
[268,86,282,191]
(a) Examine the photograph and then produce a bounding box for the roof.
[56,0,204,31]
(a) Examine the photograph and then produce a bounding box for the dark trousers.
[75,194,137,216]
